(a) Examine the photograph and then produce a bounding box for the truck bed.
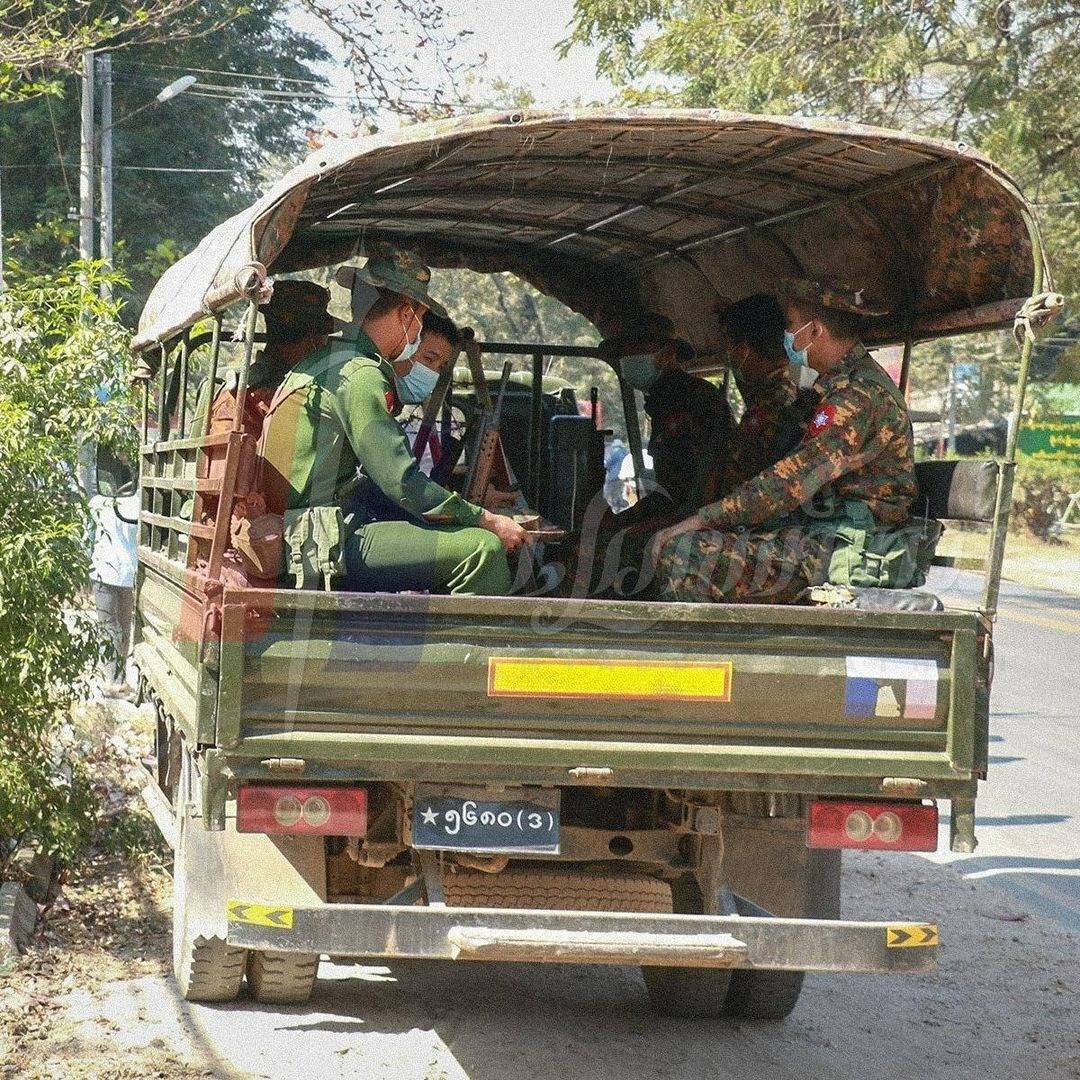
[137,565,990,808]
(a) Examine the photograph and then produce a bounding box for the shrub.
[0,261,134,871]
[1011,474,1074,542]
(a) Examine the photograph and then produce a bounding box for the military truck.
[129,110,1060,1018]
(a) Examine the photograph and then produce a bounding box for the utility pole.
[0,158,6,293]
[79,50,95,263]
[946,361,957,455]
[98,52,113,299]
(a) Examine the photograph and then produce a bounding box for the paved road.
[927,571,1080,930]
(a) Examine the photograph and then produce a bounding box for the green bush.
[1011,457,1077,542]
[0,261,134,871]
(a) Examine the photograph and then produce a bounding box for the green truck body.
[127,109,1059,1016]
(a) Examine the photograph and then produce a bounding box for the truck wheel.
[246,950,319,1005]
[642,871,732,1018]
[443,864,672,911]
[723,970,805,1021]
[642,965,733,1018]
[172,751,246,1002]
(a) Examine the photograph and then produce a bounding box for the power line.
[112,63,469,108]
[117,59,332,89]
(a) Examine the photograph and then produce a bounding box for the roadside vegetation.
[0,263,134,876]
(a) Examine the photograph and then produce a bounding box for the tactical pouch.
[809,502,942,590]
[283,506,345,590]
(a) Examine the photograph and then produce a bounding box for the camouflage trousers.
[655,525,830,604]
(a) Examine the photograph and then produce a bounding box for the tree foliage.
[0,261,135,866]
[0,0,238,101]
[562,0,1080,402]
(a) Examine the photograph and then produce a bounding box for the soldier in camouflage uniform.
[652,279,917,603]
[259,244,527,596]
[716,293,802,493]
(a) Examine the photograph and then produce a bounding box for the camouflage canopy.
[133,109,1050,366]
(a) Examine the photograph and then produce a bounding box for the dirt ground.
[1000,531,1080,596]
[2,817,1077,1080]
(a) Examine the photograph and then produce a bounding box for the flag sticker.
[844,657,940,721]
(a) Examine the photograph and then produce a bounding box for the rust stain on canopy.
[133,109,1049,358]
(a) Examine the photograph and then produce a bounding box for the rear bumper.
[225,901,939,974]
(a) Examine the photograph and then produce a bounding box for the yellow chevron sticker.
[227,900,294,929]
[886,923,939,948]
[488,657,732,702]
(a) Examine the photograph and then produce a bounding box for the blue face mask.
[784,321,813,367]
[621,353,660,390]
[394,361,440,404]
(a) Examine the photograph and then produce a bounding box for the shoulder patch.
[385,390,397,413]
[807,403,837,437]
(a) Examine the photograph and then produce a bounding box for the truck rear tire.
[443,864,673,911]
[172,752,246,1002]
[723,969,805,1021]
[641,866,732,1018]
[641,964,733,1018]
[246,950,319,1005]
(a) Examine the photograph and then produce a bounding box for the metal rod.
[652,156,957,262]
[156,343,169,441]
[530,350,544,507]
[982,207,1046,615]
[617,364,646,501]
[141,380,149,443]
[202,315,223,432]
[177,332,190,436]
[231,301,259,433]
[97,52,113,299]
[78,51,95,263]
[478,340,601,358]
[898,337,913,398]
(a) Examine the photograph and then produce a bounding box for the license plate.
[411,785,560,854]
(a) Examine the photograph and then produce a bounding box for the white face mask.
[394,307,422,364]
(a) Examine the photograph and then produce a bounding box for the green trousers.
[344,519,512,596]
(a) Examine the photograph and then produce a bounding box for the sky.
[291,0,614,134]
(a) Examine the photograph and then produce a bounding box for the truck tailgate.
[216,590,989,800]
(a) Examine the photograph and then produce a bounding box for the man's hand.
[479,509,531,554]
[649,513,705,564]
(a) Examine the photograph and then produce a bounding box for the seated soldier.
[259,243,526,597]
[193,279,335,437]
[650,278,919,604]
[406,310,463,476]
[716,293,804,493]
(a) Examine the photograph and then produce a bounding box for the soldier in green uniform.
[651,279,919,603]
[259,244,526,596]
[716,293,802,493]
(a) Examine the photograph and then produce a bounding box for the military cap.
[260,279,336,337]
[781,278,889,317]
[597,313,677,359]
[345,241,448,318]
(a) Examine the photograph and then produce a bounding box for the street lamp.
[97,58,197,297]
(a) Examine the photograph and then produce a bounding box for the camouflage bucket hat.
[353,241,448,318]
[260,279,337,337]
[781,277,889,317]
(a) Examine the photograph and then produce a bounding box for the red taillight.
[237,785,367,836]
[807,800,938,851]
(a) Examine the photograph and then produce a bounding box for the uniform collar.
[816,343,868,385]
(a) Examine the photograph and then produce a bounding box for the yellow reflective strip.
[886,923,939,948]
[487,657,732,702]
[227,900,294,929]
